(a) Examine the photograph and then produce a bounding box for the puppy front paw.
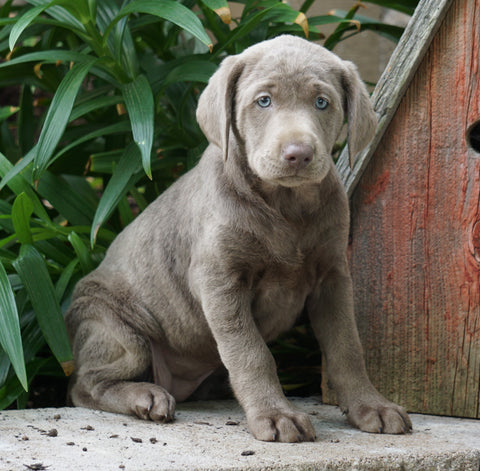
[247,408,316,442]
[345,399,412,434]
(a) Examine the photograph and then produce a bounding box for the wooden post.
[324,0,480,418]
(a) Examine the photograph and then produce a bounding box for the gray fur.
[65,35,411,442]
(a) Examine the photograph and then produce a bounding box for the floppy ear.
[341,61,377,169]
[196,55,245,160]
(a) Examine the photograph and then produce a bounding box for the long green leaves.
[0,262,27,391]
[364,0,418,15]
[90,143,142,245]
[13,245,74,376]
[0,152,50,222]
[122,75,154,179]
[11,193,34,245]
[32,58,97,182]
[106,0,213,50]
[9,1,56,50]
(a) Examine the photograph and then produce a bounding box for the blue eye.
[257,96,271,108]
[315,97,329,110]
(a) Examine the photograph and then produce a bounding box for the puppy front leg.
[307,262,412,434]
[198,278,315,442]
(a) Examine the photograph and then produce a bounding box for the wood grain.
[342,0,480,417]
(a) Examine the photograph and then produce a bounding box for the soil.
[24,376,69,410]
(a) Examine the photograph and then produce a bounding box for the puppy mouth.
[269,173,317,187]
[250,150,330,186]
[273,161,330,185]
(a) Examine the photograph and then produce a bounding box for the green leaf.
[0,152,51,223]
[308,15,359,26]
[35,239,74,266]
[13,245,74,376]
[90,142,142,246]
[122,75,154,179]
[70,95,123,121]
[26,0,85,31]
[325,10,405,46]
[200,0,231,24]
[11,192,34,245]
[106,0,212,50]
[0,106,19,122]
[88,150,123,173]
[117,195,134,227]
[93,0,139,79]
[32,57,97,182]
[0,50,94,70]
[36,172,96,226]
[200,0,228,11]
[52,121,131,164]
[0,147,35,192]
[261,3,308,34]
[162,60,218,88]
[68,232,94,275]
[214,5,277,55]
[0,348,11,388]
[18,85,35,155]
[323,6,360,50]
[0,201,14,233]
[55,258,79,301]
[9,2,55,51]
[0,261,28,391]
[363,0,418,15]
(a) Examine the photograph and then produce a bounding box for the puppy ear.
[196,55,245,160]
[341,61,377,169]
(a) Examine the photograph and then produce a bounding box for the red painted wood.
[347,0,480,417]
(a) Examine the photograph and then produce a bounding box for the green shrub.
[0,0,417,409]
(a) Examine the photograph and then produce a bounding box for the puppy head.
[196,35,376,186]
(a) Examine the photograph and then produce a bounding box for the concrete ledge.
[1,397,479,470]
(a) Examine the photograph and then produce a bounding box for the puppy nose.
[281,143,314,170]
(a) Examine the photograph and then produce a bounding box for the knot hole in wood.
[466,120,480,153]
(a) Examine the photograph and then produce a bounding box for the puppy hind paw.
[131,384,176,423]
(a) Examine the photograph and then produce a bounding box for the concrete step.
[1,397,479,471]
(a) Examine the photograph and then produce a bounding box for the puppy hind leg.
[68,306,175,422]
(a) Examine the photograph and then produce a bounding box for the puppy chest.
[251,268,311,341]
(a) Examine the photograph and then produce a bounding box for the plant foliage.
[0,0,417,409]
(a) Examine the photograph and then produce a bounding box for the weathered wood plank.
[346,0,480,417]
[336,0,455,197]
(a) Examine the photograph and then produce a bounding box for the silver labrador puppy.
[65,35,412,442]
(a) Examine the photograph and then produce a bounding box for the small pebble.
[241,450,255,456]
[24,464,48,470]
